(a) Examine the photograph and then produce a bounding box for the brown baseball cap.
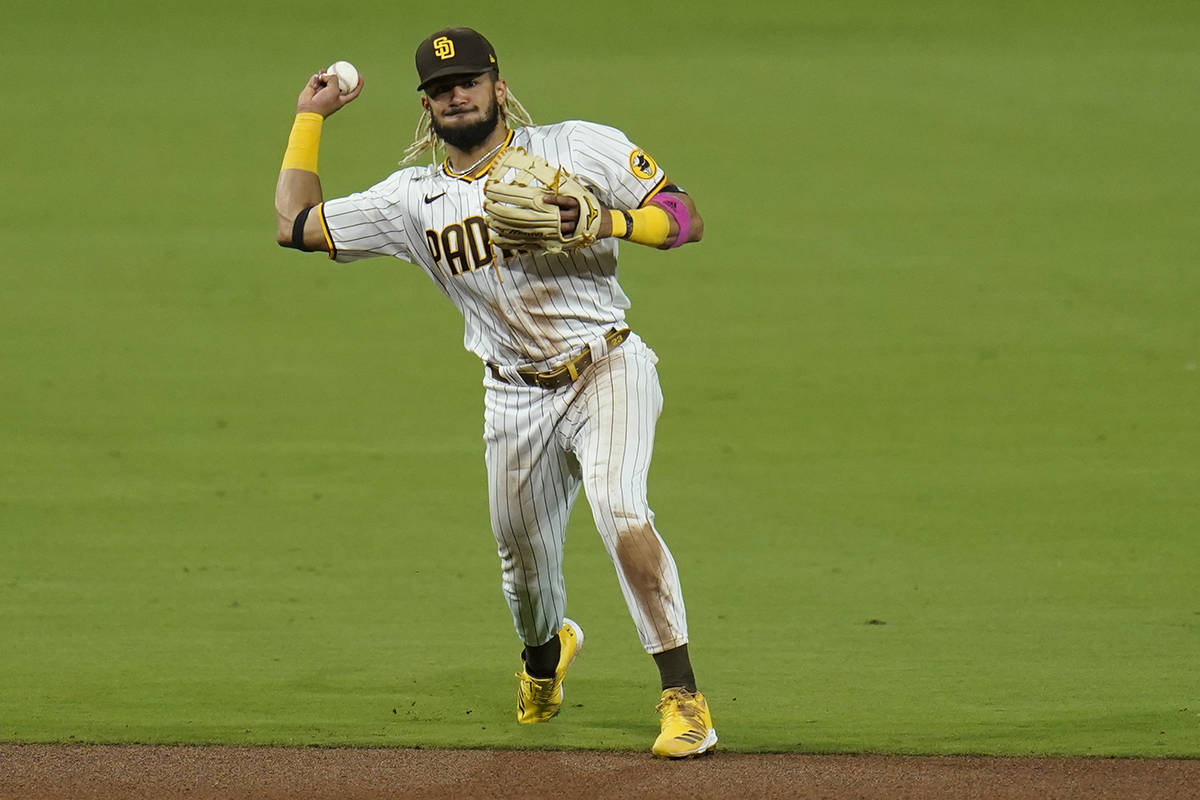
[415,27,499,91]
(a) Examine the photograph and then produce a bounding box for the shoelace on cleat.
[656,692,705,729]
[518,673,558,706]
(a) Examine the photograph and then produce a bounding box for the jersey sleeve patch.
[629,149,658,180]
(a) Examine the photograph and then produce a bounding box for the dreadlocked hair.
[399,89,533,167]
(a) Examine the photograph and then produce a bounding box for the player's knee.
[601,504,651,532]
[589,479,652,531]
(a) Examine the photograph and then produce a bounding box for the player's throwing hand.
[296,70,363,117]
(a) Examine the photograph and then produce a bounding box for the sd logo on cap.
[416,28,499,91]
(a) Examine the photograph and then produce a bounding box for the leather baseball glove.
[483,147,603,254]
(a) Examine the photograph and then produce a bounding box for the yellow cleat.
[515,618,584,724]
[652,688,718,758]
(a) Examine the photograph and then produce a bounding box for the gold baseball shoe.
[515,618,584,724]
[652,688,718,757]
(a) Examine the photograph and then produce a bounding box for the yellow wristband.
[625,205,672,247]
[281,112,324,173]
[607,209,629,239]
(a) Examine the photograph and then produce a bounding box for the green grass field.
[2,0,1197,756]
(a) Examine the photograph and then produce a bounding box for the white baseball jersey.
[318,121,668,368]
[317,120,689,654]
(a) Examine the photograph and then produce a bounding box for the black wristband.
[619,210,634,240]
[292,205,315,251]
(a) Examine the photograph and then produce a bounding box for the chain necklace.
[449,139,506,177]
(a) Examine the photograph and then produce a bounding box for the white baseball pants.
[482,332,689,654]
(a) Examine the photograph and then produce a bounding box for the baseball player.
[273,27,715,758]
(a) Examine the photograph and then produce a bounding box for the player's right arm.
[274,71,364,251]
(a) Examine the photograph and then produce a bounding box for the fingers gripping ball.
[325,61,359,94]
[483,147,603,254]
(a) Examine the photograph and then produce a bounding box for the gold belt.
[489,328,631,390]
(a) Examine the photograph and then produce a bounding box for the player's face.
[423,73,505,150]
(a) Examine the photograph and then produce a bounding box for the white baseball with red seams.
[318,120,689,655]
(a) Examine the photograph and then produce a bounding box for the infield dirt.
[2,745,1198,800]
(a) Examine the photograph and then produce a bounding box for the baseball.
[325,61,359,94]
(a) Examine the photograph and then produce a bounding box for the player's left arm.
[618,182,705,248]
[549,182,703,249]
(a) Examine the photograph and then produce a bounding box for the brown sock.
[522,633,561,679]
[653,644,697,693]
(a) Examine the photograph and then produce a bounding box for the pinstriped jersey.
[318,121,667,367]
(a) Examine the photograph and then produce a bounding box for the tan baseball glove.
[483,147,603,254]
